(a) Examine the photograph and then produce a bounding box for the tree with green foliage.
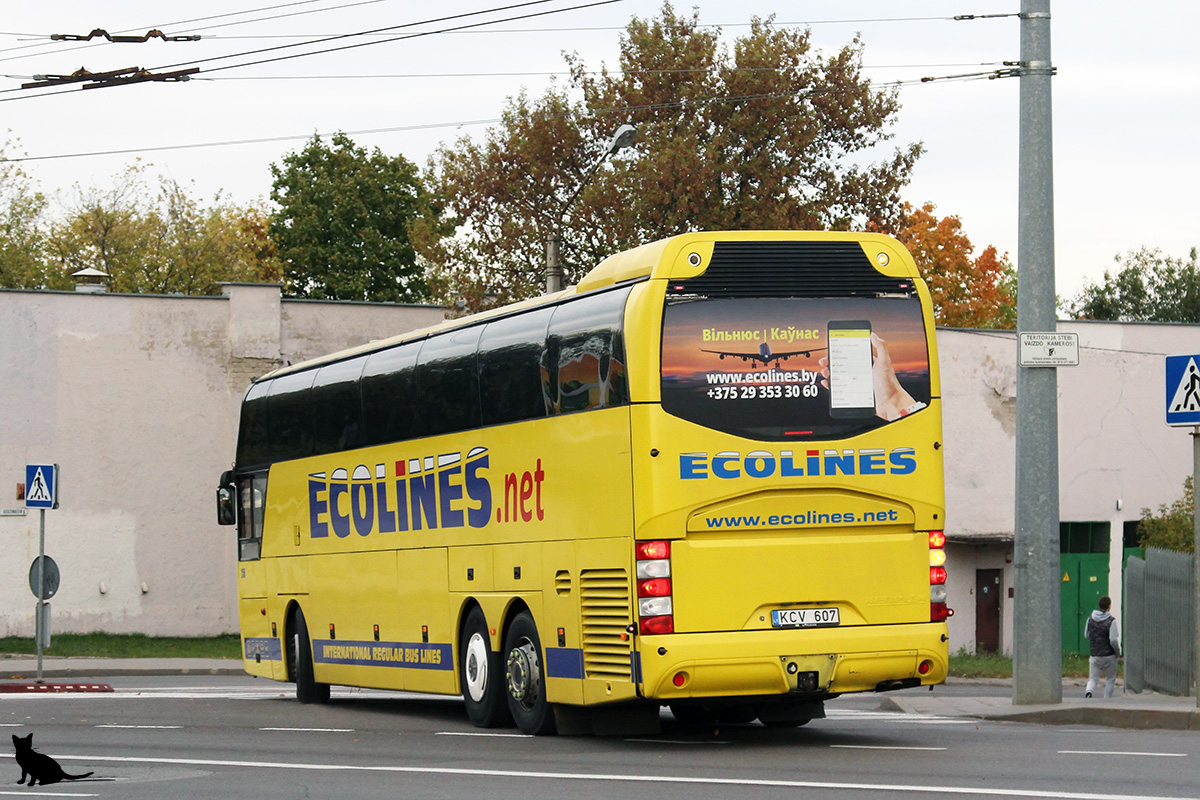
[416,3,922,310]
[0,136,58,290]
[270,132,429,303]
[1070,246,1200,322]
[1138,476,1194,553]
[47,165,282,295]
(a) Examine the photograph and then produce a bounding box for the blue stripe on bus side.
[311,639,453,670]
[545,647,585,679]
[244,637,283,661]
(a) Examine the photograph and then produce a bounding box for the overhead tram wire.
[0,0,620,99]
[195,62,1006,82]
[141,0,625,78]
[0,0,395,61]
[115,15,983,39]
[0,67,1014,163]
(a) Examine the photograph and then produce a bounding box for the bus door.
[236,471,278,677]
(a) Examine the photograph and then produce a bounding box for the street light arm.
[544,124,637,294]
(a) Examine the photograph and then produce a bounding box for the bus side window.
[312,357,368,455]
[361,342,422,446]
[479,307,554,426]
[417,326,483,437]
[268,371,316,463]
[238,473,267,561]
[545,287,632,414]
[236,381,272,469]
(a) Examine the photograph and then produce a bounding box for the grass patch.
[0,633,241,659]
[949,649,1114,679]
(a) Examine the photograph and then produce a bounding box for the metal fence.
[1125,547,1194,695]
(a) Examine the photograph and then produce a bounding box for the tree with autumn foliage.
[416,3,922,310]
[46,166,282,295]
[894,201,1016,329]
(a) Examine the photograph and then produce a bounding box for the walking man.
[1085,596,1121,698]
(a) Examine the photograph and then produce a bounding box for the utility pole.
[1012,0,1061,705]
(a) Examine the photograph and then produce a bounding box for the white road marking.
[435,731,531,738]
[826,710,975,724]
[1058,750,1187,758]
[95,724,182,729]
[50,753,1200,800]
[0,792,97,797]
[831,744,947,751]
[624,738,730,745]
[259,727,354,732]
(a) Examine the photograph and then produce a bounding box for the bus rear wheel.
[290,608,330,705]
[503,612,555,735]
[460,607,511,728]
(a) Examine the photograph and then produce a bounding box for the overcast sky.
[3,1,1197,301]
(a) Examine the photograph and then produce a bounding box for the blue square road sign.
[1166,354,1200,426]
[24,464,56,509]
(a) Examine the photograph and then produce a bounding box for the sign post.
[1164,355,1200,706]
[24,464,57,684]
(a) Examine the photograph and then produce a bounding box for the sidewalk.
[883,677,1200,731]
[2,659,1198,730]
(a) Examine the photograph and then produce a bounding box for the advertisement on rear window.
[661,296,931,440]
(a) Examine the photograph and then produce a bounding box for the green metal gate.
[1060,554,1108,653]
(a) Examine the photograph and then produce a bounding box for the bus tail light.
[637,540,674,635]
[928,530,952,622]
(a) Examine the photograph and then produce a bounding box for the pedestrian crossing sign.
[24,464,57,509]
[1166,354,1200,426]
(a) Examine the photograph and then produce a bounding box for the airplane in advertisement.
[700,342,827,368]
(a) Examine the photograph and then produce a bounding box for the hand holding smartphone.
[826,320,875,418]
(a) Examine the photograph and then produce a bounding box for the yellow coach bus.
[216,231,949,735]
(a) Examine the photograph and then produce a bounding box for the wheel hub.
[464,632,489,703]
[506,641,538,705]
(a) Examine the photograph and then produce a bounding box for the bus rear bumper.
[638,622,948,701]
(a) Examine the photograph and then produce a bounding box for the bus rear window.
[660,296,931,441]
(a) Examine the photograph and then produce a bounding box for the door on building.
[975,569,1002,653]
[1060,522,1110,654]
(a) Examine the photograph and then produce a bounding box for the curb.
[984,706,1200,731]
[0,682,114,693]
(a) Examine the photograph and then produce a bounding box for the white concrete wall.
[0,285,443,637]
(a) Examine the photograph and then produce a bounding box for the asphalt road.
[2,675,1196,800]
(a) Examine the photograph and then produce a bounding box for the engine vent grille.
[667,240,914,298]
[580,568,632,680]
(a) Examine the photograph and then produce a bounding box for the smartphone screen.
[827,320,875,418]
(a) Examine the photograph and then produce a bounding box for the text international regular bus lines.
[216,231,951,735]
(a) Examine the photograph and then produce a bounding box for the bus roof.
[258,230,916,383]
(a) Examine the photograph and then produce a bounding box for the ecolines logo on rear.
[680,447,917,480]
[308,447,546,537]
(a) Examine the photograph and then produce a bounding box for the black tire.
[503,611,555,735]
[459,606,512,728]
[290,608,330,705]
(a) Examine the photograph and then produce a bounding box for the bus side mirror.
[217,470,236,526]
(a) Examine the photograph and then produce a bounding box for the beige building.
[0,284,443,637]
[2,285,1196,654]
[939,321,1200,655]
